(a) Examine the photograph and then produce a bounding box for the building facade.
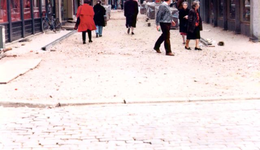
[0,0,83,43]
[0,0,52,42]
[198,0,260,41]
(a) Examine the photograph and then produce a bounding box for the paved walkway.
[4,30,71,56]
[0,10,259,103]
[0,100,260,150]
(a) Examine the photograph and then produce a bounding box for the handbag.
[74,7,82,30]
[74,17,80,30]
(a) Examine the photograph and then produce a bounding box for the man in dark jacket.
[94,1,106,37]
[124,0,139,35]
[154,0,176,56]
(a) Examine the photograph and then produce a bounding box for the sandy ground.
[0,10,260,102]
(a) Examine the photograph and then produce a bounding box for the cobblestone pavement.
[0,100,260,150]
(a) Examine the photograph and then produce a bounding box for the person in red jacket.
[77,0,96,44]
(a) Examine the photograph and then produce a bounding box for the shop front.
[0,0,56,42]
[200,0,251,36]
[60,0,82,23]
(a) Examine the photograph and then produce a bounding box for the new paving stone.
[0,100,260,149]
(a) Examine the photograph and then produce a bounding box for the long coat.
[187,8,202,33]
[94,4,106,26]
[77,4,96,32]
[124,0,139,28]
[179,8,189,33]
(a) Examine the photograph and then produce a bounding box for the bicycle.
[42,13,62,32]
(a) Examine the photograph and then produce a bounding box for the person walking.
[47,0,54,30]
[154,0,176,56]
[94,1,106,38]
[124,0,139,35]
[113,0,118,9]
[77,0,96,44]
[179,2,189,44]
[185,1,203,50]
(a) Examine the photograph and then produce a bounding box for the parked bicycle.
[42,14,61,32]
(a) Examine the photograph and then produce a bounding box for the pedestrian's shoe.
[96,34,99,38]
[99,35,102,37]
[131,32,134,35]
[154,48,161,53]
[195,47,202,50]
[185,46,191,50]
[127,28,130,34]
[83,41,86,44]
[89,40,93,43]
[166,52,175,56]
[183,42,186,45]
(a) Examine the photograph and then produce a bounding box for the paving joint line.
[0,96,259,108]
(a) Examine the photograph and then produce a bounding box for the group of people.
[179,0,202,51]
[75,0,139,44]
[154,0,203,56]
[75,0,202,57]
[75,0,106,44]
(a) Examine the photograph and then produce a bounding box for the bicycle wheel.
[54,19,62,31]
[42,19,50,32]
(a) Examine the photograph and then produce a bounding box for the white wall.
[250,0,260,41]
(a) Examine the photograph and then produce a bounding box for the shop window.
[24,0,31,19]
[0,0,8,23]
[33,0,40,18]
[229,0,236,19]
[219,0,224,17]
[243,0,250,21]
[11,0,21,21]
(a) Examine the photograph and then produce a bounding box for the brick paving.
[0,100,260,150]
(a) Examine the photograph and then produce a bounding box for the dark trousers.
[154,23,172,54]
[82,30,92,42]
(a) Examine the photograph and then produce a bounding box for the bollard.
[0,25,5,51]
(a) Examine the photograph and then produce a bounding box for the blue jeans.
[96,26,103,36]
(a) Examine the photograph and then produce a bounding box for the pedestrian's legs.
[99,26,103,36]
[127,26,130,34]
[195,39,199,48]
[96,26,99,34]
[154,32,165,51]
[161,24,171,54]
[131,27,134,34]
[126,17,131,34]
[186,39,190,48]
[82,31,86,44]
[88,30,92,42]
[96,26,99,37]
[114,0,117,9]
[155,23,171,54]
[182,35,186,44]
